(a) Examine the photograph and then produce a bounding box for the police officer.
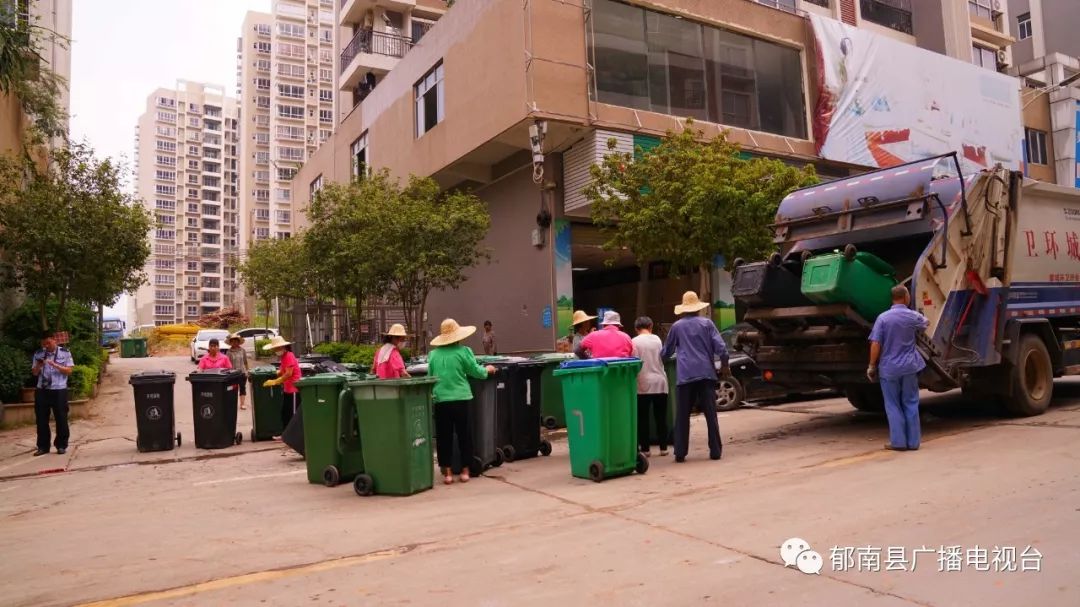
[31,331,74,456]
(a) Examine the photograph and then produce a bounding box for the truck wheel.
[1003,334,1053,417]
[845,385,885,412]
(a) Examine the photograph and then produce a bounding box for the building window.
[255,77,270,90]
[275,188,291,202]
[156,214,175,225]
[1026,128,1047,165]
[275,210,292,224]
[254,189,270,202]
[156,126,176,137]
[255,208,270,221]
[971,44,997,70]
[277,62,305,78]
[255,227,270,239]
[278,84,304,99]
[277,125,304,140]
[351,133,368,178]
[318,109,333,123]
[155,184,176,196]
[277,104,304,119]
[755,0,796,12]
[255,59,271,72]
[156,155,176,166]
[156,111,176,123]
[588,0,806,138]
[415,63,445,136]
[255,132,270,145]
[277,42,304,59]
[156,140,177,152]
[186,305,199,316]
[859,0,913,35]
[319,68,332,82]
[310,174,324,197]
[277,147,304,162]
[255,151,270,165]
[318,89,332,103]
[1017,13,1032,40]
[278,22,305,38]
[255,170,270,183]
[277,167,297,181]
[803,0,829,6]
[157,96,176,108]
[968,0,993,20]
[254,41,271,53]
[255,23,271,35]
[155,199,176,210]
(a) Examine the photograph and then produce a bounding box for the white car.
[190,329,231,362]
[232,327,280,355]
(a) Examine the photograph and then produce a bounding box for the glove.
[866,365,879,383]
[263,378,283,388]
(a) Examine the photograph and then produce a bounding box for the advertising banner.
[810,14,1023,174]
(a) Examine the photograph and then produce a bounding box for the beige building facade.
[131,82,242,327]
[291,0,1032,352]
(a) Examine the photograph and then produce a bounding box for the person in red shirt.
[262,336,302,432]
[197,339,233,370]
[575,311,633,359]
[374,324,411,380]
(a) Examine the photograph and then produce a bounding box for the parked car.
[231,327,279,355]
[190,329,231,362]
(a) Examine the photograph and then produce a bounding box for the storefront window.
[589,0,807,139]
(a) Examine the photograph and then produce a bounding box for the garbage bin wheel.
[843,243,858,261]
[502,445,516,463]
[322,465,341,487]
[539,440,552,457]
[635,452,650,475]
[492,448,505,467]
[353,473,374,497]
[588,460,604,483]
[176,432,182,447]
[542,416,558,430]
[234,432,243,445]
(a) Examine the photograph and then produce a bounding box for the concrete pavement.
[1,355,1078,606]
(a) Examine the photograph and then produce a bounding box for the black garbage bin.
[495,360,551,462]
[129,371,181,452]
[186,369,245,449]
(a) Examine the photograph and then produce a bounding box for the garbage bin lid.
[186,369,245,382]
[558,357,639,370]
[347,376,438,388]
[532,352,575,361]
[250,366,278,374]
[128,370,176,385]
[295,372,355,386]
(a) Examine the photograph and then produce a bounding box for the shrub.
[67,340,102,367]
[0,344,30,403]
[254,338,273,358]
[69,365,98,400]
[312,341,353,362]
[341,344,378,368]
[2,300,96,352]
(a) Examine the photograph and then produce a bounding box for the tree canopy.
[0,0,68,145]
[235,235,309,322]
[584,123,819,304]
[0,142,151,332]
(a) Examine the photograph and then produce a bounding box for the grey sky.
[69,0,269,176]
[69,0,270,321]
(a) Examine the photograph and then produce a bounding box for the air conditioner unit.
[996,50,1009,67]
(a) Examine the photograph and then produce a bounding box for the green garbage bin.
[297,373,366,486]
[801,250,897,321]
[347,376,439,497]
[534,353,574,429]
[120,337,149,358]
[249,366,284,442]
[554,357,648,482]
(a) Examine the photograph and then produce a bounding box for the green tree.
[304,175,393,342]
[0,142,151,333]
[236,236,308,331]
[584,123,818,313]
[378,174,490,351]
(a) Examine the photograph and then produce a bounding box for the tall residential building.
[132,81,242,327]
[0,0,72,154]
[291,0,1032,353]
[237,2,336,265]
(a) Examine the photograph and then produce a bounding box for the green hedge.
[254,338,272,358]
[312,341,353,362]
[69,365,98,400]
[0,344,30,403]
[313,342,412,369]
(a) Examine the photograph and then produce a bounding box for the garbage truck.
[731,152,1080,416]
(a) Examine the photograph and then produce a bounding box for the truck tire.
[1002,334,1053,417]
[845,385,884,412]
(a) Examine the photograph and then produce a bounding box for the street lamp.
[1022,71,1080,109]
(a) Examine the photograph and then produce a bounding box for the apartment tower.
[132,81,242,327]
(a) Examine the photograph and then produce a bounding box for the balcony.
[340,28,413,92]
[860,0,912,35]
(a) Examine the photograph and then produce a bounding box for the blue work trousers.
[879,374,921,449]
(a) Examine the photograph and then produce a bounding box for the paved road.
[1,355,1078,606]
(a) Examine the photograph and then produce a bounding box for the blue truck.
[101,317,125,348]
[731,153,1080,416]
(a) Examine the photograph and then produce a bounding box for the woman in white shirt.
[631,316,669,456]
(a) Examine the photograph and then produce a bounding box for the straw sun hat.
[430,319,477,347]
[261,335,293,351]
[674,291,710,315]
[570,310,597,326]
[384,323,408,337]
[226,333,244,344]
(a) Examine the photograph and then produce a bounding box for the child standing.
[427,319,495,485]
[631,316,669,456]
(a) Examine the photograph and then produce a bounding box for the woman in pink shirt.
[374,324,411,379]
[197,339,233,370]
[575,311,634,359]
[262,336,302,432]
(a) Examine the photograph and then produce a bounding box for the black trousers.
[35,388,69,452]
[435,400,472,473]
[281,391,301,428]
[637,393,668,452]
[675,380,722,460]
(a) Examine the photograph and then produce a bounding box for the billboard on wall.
[810,14,1023,174]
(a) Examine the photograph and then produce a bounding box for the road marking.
[75,545,417,607]
[192,469,304,487]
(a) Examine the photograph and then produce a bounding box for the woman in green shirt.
[428,318,496,485]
